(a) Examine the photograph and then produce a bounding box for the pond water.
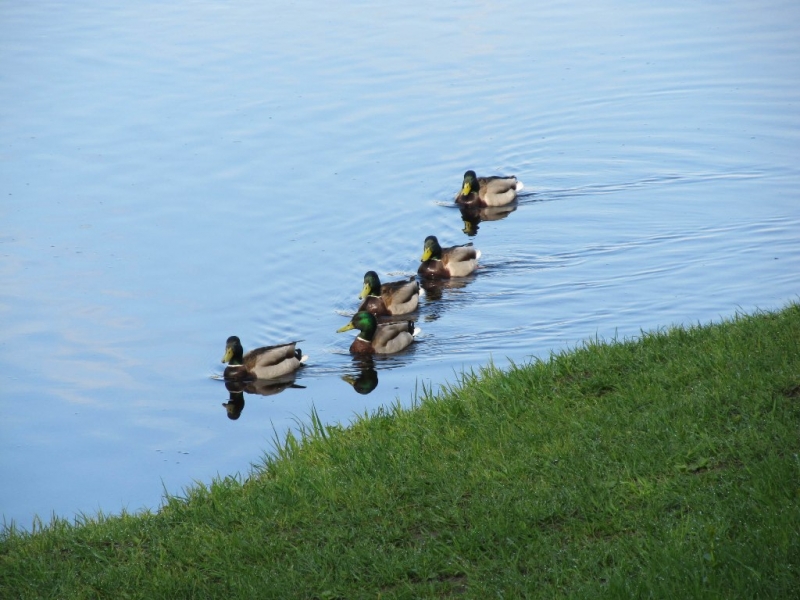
[1,0,798,530]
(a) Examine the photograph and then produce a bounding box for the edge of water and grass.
[2,303,799,598]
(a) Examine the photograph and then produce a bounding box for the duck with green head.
[337,311,419,354]
[456,169,523,208]
[418,235,480,279]
[221,336,306,381]
[357,270,420,317]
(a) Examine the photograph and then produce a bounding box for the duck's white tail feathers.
[515,180,524,191]
[412,326,422,337]
[475,249,482,260]
[299,354,309,364]
[418,286,426,297]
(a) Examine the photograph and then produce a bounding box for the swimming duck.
[221,336,306,381]
[418,235,480,279]
[456,170,523,207]
[337,311,419,354]
[357,270,420,317]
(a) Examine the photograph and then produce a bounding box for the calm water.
[2,0,798,529]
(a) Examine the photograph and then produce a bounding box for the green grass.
[2,304,799,598]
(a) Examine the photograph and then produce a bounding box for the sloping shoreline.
[3,303,799,598]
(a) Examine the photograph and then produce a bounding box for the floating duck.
[357,270,420,317]
[337,311,419,354]
[221,336,306,381]
[456,170,522,208]
[418,235,480,279]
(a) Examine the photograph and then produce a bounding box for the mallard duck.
[418,235,480,279]
[357,270,420,317]
[221,336,306,381]
[336,311,419,354]
[456,170,523,207]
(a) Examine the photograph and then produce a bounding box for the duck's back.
[382,277,419,314]
[245,342,303,379]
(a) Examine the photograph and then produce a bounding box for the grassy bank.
[2,304,799,598]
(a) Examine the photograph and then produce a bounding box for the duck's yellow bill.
[461,182,472,196]
[421,248,432,261]
[221,347,234,363]
[337,322,355,333]
[358,282,371,300]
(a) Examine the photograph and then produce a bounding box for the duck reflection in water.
[418,275,477,322]
[222,390,246,420]
[221,375,306,420]
[460,203,518,237]
[341,355,379,395]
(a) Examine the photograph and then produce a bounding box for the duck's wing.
[382,277,420,312]
[481,175,519,192]
[372,322,414,354]
[244,341,301,370]
[443,243,479,263]
[442,244,480,277]
[480,176,521,206]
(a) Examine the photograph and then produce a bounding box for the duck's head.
[221,335,244,365]
[359,270,382,299]
[461,170,478,196]
[421,235,442,262]
[337,311,378,340]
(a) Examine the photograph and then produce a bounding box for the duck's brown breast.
[417,259,451,279]
[349,337,375,354]
[358,295,390,317]
[224,365,253,381]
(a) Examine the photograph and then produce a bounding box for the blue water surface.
[1,0,798,529]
